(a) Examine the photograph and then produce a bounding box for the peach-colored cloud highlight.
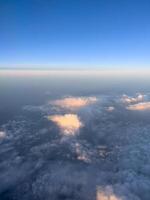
[49,97,97,110]
[96,186,122,200]
[48,114,83,135]
[127,102,150,111]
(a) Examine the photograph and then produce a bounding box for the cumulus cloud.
[121,94,144,104]
[49,96,97,110]
[127,102,150,111]
[47,114,83,135]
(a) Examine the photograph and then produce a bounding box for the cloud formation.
[121,94,144,104]
[48,114,83,135]
[2,93,150,199]
[106,106,115,112]
[127,102,150,110]
[74,142,91,163]
[49,96,97,110]
[0,131,6,139]
[97,186,122,200]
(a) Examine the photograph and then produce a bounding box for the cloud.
[2,93,150,199]
[74,142,91,163]
[49,96,97,110]
[47,114,83,135]
[127,102,150,111]
[106,106,115,112]
[96,186,122,200]
[0,131,6,139]
[121,94,144,104]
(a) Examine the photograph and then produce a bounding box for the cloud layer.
[1,93,150,199]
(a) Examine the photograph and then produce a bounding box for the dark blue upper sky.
[0,0,150,69]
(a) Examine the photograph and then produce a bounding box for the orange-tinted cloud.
[48,114,83,135]
[49,96,97,110]
[127,102,150,111]
[96,186,122,200]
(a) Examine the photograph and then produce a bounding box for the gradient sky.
[0,0,150,69]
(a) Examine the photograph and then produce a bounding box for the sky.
[0,0,150,69]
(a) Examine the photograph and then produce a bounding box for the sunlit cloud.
[127,102,150,110]
[121,93,144,104]
[48,114,83,135]
[0,131,6,139]
[96,186,122,200]
[49,96,97,110]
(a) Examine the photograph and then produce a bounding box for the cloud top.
[48,114,83,135]
[49,96,97,110]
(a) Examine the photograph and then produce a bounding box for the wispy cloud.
[47,114,83,135]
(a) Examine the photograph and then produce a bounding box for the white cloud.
[47,114,83,135]
[121,94,144,104]
[0,131,6,139]
[49,96,97,110]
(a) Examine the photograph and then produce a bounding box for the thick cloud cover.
[0,131,6,139]
[1,94,150,200]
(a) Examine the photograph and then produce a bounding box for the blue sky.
[0,0,150,69]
